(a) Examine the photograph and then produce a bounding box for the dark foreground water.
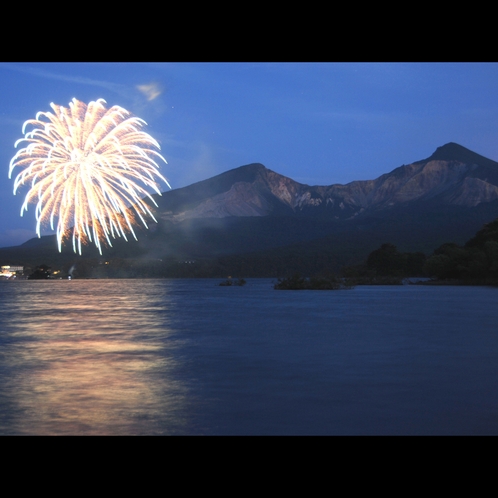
[0,278,497,435]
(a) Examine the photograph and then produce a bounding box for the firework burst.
[8,98,170,255]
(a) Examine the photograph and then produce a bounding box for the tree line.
[341,218,498,284]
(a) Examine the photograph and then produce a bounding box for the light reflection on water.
[1,279,498,435]
[0,280,188,435]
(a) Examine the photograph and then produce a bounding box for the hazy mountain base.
[2,201,498,279]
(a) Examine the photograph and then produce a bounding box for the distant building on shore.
[1,265,24,278]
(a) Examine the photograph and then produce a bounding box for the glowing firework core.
[9,98,170,254]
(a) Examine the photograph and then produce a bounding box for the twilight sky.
[2,62,498,248]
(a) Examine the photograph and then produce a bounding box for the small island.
[219,277,246,286]
[274,274,354,290]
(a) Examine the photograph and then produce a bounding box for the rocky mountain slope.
[150,142,498,224]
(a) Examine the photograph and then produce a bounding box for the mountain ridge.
[150,142,498,225]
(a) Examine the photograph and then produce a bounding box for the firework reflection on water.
[0,280,188,435]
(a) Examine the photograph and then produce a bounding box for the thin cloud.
[137,82,163,101]
[1,63,130,98]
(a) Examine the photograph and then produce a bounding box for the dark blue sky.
[2,62,498,248]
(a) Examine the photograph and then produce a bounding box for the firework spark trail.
[8,98,170,255]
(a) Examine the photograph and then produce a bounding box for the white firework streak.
[9,98,170,255]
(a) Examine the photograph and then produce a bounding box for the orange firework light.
[9,98,170,254]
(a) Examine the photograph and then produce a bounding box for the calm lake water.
[0,278,497,435]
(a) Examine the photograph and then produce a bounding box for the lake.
[0,278,497,435]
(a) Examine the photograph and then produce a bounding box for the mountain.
[150,142,498,222]
[3,142,498,277]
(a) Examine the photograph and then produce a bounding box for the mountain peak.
[425,142,496,167]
